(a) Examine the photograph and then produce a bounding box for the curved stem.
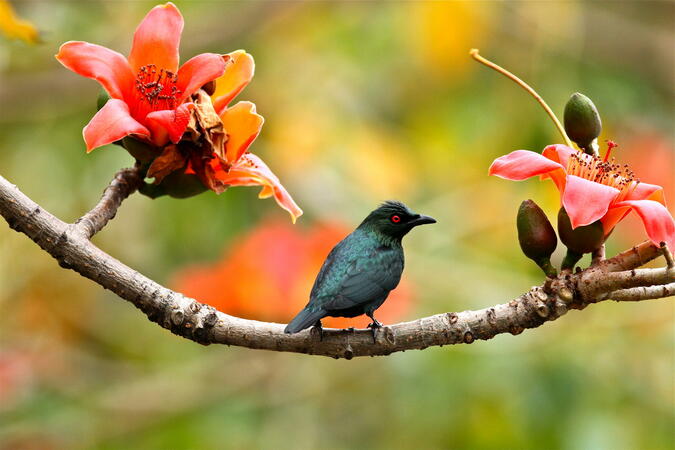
[470,49,573,148]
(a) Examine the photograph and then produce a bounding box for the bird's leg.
[366,313,383,343]
[310,320,323,341]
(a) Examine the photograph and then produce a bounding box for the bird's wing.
[308,239,352,304]
[320,244,403,312]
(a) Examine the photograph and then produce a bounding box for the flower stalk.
[469,49,573,148]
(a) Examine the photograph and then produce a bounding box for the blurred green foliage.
[0,1,673,449]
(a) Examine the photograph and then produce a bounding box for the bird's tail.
[284,308,325,334]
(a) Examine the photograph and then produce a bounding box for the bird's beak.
[409,214,437,227]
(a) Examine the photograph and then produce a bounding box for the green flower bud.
[563,92,602,150]
[517,199,558,277]
[558,207,605,270]
[139,171,208,200]
[122,137,158,163]
[557,207,604,254]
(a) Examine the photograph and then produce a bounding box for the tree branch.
[0,171,673,359]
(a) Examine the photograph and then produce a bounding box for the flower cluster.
[490,142,674,253]
[56,2,301,221]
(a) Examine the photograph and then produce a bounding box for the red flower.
[489,144,674,249]
[56,2,227,152]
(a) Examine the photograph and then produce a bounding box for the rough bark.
[0,170,673,359]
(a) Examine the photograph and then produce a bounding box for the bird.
[284,201,436,340]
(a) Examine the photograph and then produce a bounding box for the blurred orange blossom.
[172,220,412,328]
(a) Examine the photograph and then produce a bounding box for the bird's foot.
[367,320,383,344]
[310,320,324,341]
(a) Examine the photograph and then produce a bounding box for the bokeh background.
[1,1,673,449]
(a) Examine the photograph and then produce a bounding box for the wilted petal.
[218,153,302,222]
[213,50,255,115]
[193,158,228,194]
[489,150,564,182]
[83,99,149,152]
[128,2,183,73]
[220,101,264,163]
[176,53,227,103]
[56,41,134,100]
[615,200,675,250]
[147,144,186,184]
[562,175,619,228]
[145,103,194,146]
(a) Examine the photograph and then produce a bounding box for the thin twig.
[74,165,144,239]
[600,240,662,272]
[591,245,606,265]
[661,242,674,268]
[581,267,675,299]
[602,283,675,302]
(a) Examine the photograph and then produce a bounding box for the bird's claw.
[311,320,324,341]
[367,320,382,343]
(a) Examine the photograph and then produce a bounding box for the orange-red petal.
[540,144,577,192]
[176,53,227,103]
[562,175,619,228]
[614,200,675,250]
[489,150,564,181]
[212,50,255,115]
[83,99,150,152]
[601,182,667,235]
[541,144,576,167]
[601,204,630,236]
[220,101,264,163]
[128,2,183,73]
[56,41,134,101]
[626,182,666,204]
[145,103,194,146]
[218,153,302,222]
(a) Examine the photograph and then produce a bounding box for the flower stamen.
[135,64,182,110]
[568,151,639,201]
[603,140,618,162]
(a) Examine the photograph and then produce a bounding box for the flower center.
[568,151,640,201]
[135,64,182,110]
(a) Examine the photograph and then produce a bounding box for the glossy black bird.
[284,201,436,337]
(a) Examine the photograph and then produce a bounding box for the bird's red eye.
[391,215,401,223]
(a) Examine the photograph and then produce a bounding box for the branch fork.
[0,168,672,359]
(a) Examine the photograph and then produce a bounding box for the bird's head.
[359,200,436,240]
